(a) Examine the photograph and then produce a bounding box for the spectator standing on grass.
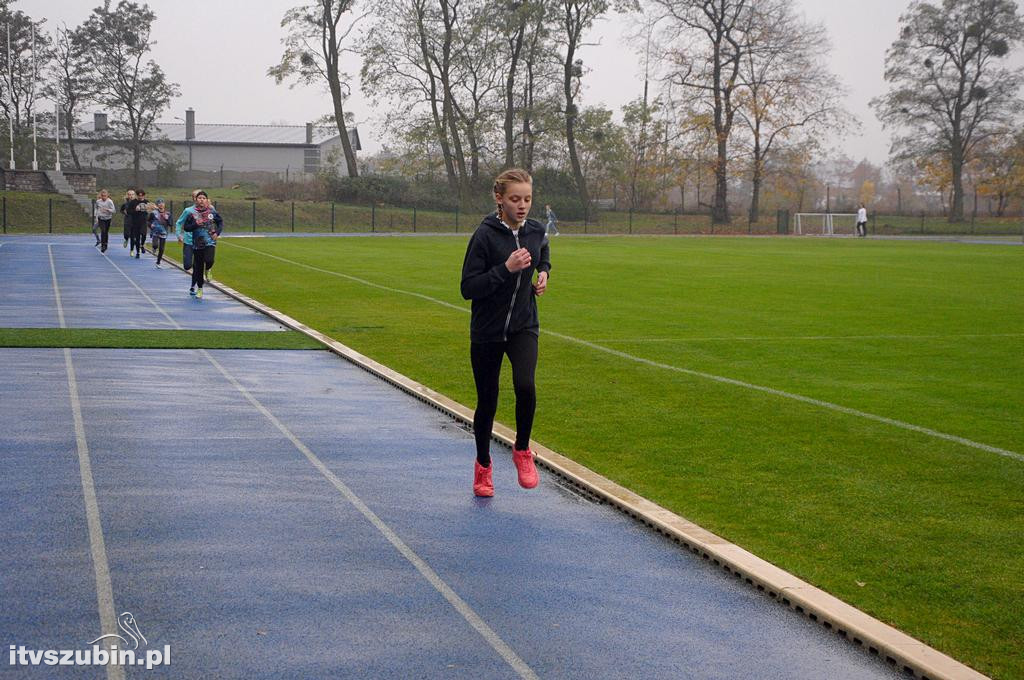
[856,203,868,238]
[120,189,136,248]
[544,203,559,236]
[460,168,551,498]
[182,191,222,299]
[93,189,115,252]
[149,199,171,268]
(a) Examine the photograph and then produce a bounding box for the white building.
[75,108,361,182]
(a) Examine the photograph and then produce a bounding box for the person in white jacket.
[93,189,116,252]
[856,204,868,237]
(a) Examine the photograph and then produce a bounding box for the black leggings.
[97,219,111,250]
[191,247,215,288]
[130,223,146,252]
[152,236,166,264]
[471,332,538,466]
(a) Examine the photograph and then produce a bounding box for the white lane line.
[200,349,538,680]
[223,242,1024,463]
[115,258,538,679]
[223,240,468,313]
[47,245,66,328]
[49,246,124,680]
[542,330,1024,463]
[100,251,179,327]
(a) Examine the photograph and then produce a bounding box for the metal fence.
[1,192,1022,239]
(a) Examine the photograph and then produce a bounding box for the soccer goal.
[794,213,858,235]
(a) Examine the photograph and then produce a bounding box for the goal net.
[794,213,858,235]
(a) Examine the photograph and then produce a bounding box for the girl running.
[149,199,171,268]
[128,189,150,258]
[120,189,136,249]
[182,191,223,299]
[175,189,204,273]
[460,168,551,497]
[93,189,115,252]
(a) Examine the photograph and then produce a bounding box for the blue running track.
[0,236,901,678]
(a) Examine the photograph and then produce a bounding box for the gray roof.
[152,122,340,145]
[77,121,351,147]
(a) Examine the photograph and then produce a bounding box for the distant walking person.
[120,189,136,248]
[182,191,223,299]
[149,199,171,268]
[544,203,559,236]
[856,203,868,238]
[461,168,551,497]
[93,189,115,252]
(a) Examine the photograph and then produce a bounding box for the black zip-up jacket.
[460,214,551,343]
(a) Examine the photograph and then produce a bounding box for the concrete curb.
[159,249,990,680]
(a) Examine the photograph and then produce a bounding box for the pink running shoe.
[512,448,539,489]
[473,461,494,497]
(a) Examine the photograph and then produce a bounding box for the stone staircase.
[45,170,94,217]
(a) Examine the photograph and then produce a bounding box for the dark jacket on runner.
[460,214,551,343]
[182,210,223,249]
[126,199,149,229]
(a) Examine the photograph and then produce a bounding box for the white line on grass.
[586,333,1024,343]
[222,241,1024,463]
[49,246,124,680]
[101,250,539,679]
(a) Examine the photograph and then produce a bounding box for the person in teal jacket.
[176,189,219,280]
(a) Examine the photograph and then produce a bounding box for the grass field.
[158,234,1024,679]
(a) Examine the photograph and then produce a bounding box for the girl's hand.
[533,271,548,296]
[505,248,532,273]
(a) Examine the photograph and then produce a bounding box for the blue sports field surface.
[0,236,900,678]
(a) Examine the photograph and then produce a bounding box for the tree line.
[282,0,1021,223]
[3,0,1021,223]
[1,0,177,185]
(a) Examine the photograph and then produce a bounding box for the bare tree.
[81,1,178,186]
[872,0,1024,222]
[649,0,753,225]
[269,0,365,178]
[362,0,459,188]
[557,0,608,218]
[47,23,95,170]
[737,0,853,223]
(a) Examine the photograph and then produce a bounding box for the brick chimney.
[305,123,313,144]
[185,108,195,140]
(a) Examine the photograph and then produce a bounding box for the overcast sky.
[19,0,1024,165]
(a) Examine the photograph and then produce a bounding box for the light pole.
[6,23,15,170]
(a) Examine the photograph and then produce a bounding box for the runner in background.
[93,189,115,252]
[120,189,136,249]
[128,189,150,258]
[175,189,203,273]
[149,199,171,268]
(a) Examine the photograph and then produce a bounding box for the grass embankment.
[0,327,322,350]
[0,190,88,233]
[194,235,1023,679]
